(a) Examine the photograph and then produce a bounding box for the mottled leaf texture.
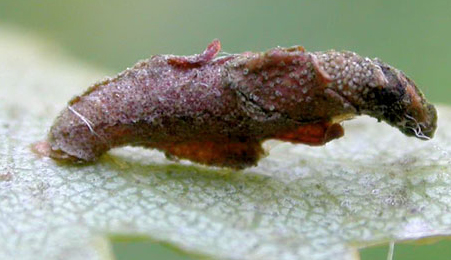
[1,27,451,260]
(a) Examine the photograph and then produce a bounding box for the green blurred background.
[1,1,450,259]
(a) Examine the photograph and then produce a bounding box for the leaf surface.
[1,27,451,260]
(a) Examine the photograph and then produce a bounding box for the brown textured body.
[41,40,437,169]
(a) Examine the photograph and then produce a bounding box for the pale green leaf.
[1,27,451,260]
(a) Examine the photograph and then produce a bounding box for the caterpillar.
[34,39,437,169]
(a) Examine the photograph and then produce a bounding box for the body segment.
[39,40,437,169]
